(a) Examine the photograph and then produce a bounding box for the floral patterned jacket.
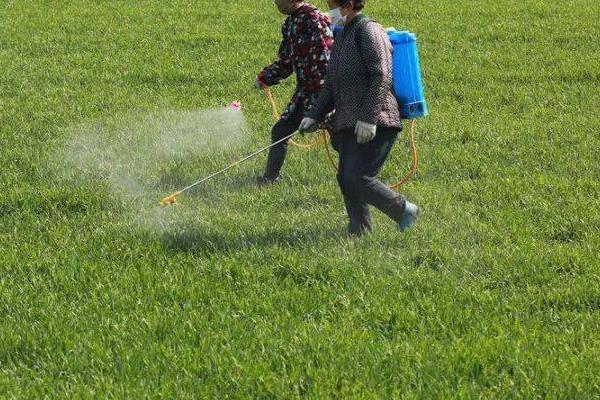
[258,4,333,120]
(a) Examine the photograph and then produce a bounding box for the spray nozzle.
[159,191,182,207]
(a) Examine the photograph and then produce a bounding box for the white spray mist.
[57,106,250,232]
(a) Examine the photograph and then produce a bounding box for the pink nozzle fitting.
[229,101,242,111]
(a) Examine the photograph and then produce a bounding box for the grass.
[1,0,600,397]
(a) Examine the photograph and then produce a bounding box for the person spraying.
[300,0,420,236]
[254,0,333,185]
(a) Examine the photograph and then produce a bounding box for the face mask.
[328,7,346,25]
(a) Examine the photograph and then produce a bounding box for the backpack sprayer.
[159,26,428,207]
[387,29,428,119]
[386,28,429,188]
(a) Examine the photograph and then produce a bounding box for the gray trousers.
[331,127,406,235]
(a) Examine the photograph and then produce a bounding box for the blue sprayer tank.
[387,30,428,119]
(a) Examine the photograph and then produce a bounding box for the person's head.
[273,0,304,15]
[326,0,365,25]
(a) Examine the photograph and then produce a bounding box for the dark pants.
[331,127,406,235]
[263,107,304,180]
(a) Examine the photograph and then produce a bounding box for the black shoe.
[256,175,280,186]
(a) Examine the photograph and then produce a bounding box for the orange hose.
[389,119,418,189]
[322,129,338,170]
[262,85,281,120]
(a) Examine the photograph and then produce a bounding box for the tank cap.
[388,30,416,44]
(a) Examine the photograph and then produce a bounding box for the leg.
[358,128,407,223]
[336,133,372,236]
[262,108,304,181]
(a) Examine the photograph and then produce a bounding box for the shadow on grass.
[161,223,344,256]
[213,170,267,192]
[158,171,280,203]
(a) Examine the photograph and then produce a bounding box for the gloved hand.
[355,120,377,144]
[254,76,266,89]
[298,117,318,133]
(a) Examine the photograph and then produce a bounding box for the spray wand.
[158,131,298,207]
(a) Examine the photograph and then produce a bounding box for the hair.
[338,0,365,10]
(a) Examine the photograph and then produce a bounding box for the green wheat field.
[1,0,599,397]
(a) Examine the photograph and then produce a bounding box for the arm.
[303,15,334,91]
[304,16,335,121]
[258,24,294,86]
[358,23,392,124]
[306,74,334,122]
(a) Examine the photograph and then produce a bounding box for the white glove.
[355,120,377,144]
[298,117,318,133]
